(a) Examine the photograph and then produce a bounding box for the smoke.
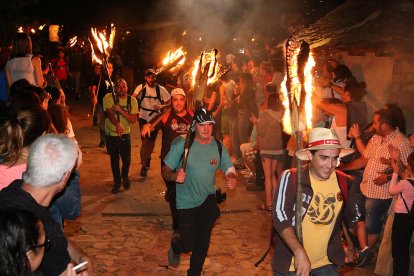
[149,0,287,59]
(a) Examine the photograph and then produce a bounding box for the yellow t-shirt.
[290,171,342,271]
[103,94,138,136]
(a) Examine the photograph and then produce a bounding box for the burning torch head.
[295,127,354,161]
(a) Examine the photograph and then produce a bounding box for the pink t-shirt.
[389,173,414,214]
[0,163,26,190]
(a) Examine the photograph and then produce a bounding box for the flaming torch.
[178,49,222,171]
[158,47,186,74]
[137,47,188,133]
[281,37,315,242]
[89,26,116,118]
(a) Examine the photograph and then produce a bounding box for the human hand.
[175,168,186,184]
[388,144,401,161]
[380,157,391,166]
[391,159,399,174]
[249,114,258,124]
[75,145,83,170]
[374,172,389,186]
[141,124,151,138]
[226,173,237,190]
[116,123,124,137]
[348,123,360,139]
[59,263,76,276]
[113,105,123,113]
[293,248,311,276]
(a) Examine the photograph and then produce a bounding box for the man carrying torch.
[272,127,355,275]
[162,108,237,275]
[132,69,170,177]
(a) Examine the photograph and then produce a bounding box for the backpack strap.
[127,95,131,113]
[290,169,348,203]
[335,170,349,203]
[214,138,222,161]
[401,179,414,213]
[156,84,163,104]
[138,84,146,108]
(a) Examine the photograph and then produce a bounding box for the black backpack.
[138,84,163,109]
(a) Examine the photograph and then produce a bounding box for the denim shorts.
[365,197,392,235]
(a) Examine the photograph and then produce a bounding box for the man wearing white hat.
[273,127,354,276]
[141,88,193,232]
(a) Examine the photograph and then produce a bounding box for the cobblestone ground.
[64,98,373,275]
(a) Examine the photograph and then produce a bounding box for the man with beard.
[345,108,412,264]
[133,69,170,177]
[141,88,193,233]
[104,78,138,194]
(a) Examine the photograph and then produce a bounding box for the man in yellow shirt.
[273,128,354,275]
[103,78,138,194]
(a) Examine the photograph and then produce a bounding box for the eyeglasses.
[31,237,51,252]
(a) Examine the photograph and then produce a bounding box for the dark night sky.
[0,0,345,67]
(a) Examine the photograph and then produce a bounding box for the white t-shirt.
[133,84,170,121]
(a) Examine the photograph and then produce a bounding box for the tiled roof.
[294,0,414,53]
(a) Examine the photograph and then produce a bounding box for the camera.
[216,188,226,204]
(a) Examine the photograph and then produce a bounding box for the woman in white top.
[389,152,414,276]
[5,33,44,89]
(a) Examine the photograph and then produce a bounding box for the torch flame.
[69,36,78,48]
[191,59,199,88]
[162,47,186,67]
[190,49,223,88]
[90,26,116,65]
[281,44,315,135]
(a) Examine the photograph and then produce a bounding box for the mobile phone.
[73,261,88,272]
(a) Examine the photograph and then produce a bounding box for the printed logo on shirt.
[210,158,217,166]
[307,193,336,225]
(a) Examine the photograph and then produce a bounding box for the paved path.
[64,98,373,275]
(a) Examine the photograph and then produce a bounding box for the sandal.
[257,203,272,212]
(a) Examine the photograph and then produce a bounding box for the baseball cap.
[171,88,186,98]
[144,68,156,76]
[190,108,215,132]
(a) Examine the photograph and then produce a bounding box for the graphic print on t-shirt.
[307,192,337,225]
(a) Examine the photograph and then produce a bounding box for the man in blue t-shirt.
[162,108,237,275]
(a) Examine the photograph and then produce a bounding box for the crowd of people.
[0,31,413,276]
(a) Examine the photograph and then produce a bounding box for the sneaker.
[140,166,148,177]
[168,246,180,267]
[355,247,373,267]
[99,141,105,148]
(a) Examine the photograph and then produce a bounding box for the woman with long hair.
[256,93,285,211]
[5,33,44,89]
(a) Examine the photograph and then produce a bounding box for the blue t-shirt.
[164,135,233,209]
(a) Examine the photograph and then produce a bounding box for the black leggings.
[392,213,414,276]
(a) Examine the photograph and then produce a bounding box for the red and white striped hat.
[295,127,354,160]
